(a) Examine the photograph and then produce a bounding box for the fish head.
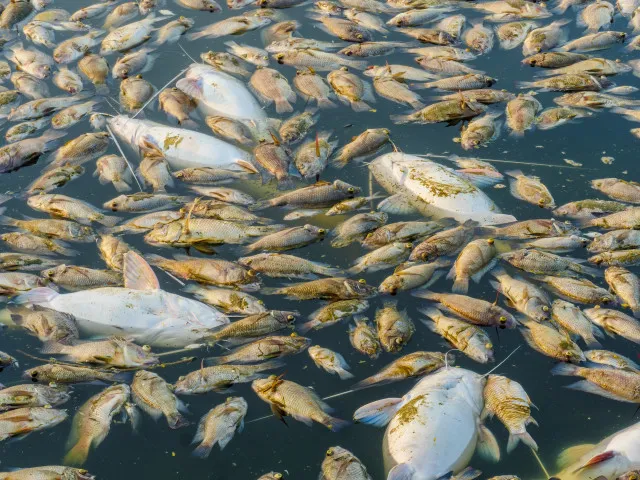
[333,180,360,197]
[378,275,402,296]
[144,221,184,245]
[107,115,144,151]
[125,342,160,367]
[271,310,298,326]
[345,278,377,298]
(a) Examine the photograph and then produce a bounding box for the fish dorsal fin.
[557,444,596,469]
[124,252,160,291]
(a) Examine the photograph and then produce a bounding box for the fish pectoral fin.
[476,424,500,463]
[557,443,597,470]
[573,450,618,473]
[377,193,417,216]
[123,251,160,291]
[450,467,483,480]
[352,396,405,428]
[387,462,416,480]
[92,355,113,363]
[565,380,630,403]
[270,404,288,427]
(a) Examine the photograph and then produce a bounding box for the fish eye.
[178,376,185,381]
[30,370,38,378]
[142,344,151,352]
[485,343,493,349]
[395,338,402,344]
[542,306,549,312]
[356,33,363,39]
[487,238,495,244]
[404,243,412,249]
[247,269,257,276]
[601,297,611,303]
[287,315,294,321]
[499,316,507,323]
[358,279,366,284]
[421,253,428,260]
[326,448,334,456]
[389,287,397,296]
[345,51,352,56]
[347,187,354,193]
[318,228,326,234]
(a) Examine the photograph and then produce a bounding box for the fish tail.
[248,200,271,211]
[351,100,371,113]
[451,276,469,294]
[204,355,228,366]
[507,431,538,453]
[191,441,214,459]
[326,416,350,432]
[97,214,122,227]
[389,113,412,124]
[12,287,59,305]
[64,438,91,466]
[40,341,66,354]
[112,179,132,192]
[274,99,294,115]
[0,215,18,227]
[317,98,338,109]
[168,413,190,429]
[336,368,354,380]
[550,363,580,376]
[297,319,317,334]
[584,335,602,349]
[350,375,380,390]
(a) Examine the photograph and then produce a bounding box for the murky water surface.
[0,0,639,478]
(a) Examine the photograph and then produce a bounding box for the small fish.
[264,277,376,300]
[500,248,599,277]
[209,310,297,343]
[491,267,550,321]
[507,170,555,208]
[584,349,640,371]
[519,318,585,363]
[522,20,569,56]
[585,307,640,344]
[41,337,158,368]
[238,252,342,279]
[293,69,337,109]
[422,307,494,363]
[327,67,375,113]
[0,407,67,443]
[183,285,266,315]
[41,265,122,291]
[173,361,283,395]
[64,384,130,465]
[95,155,133,192]
[207,335,311,365]
[561,31,626,52]
[0,253,60,272]
[379,259,450,295]
[191,397,247,458]
[605,266,640,317]
[104,193,192,212]
[252,375,349,430]
[0,217,95,243]
[375,301,414,352]
[332,212,388,248]
[253,142,296,189]
[464,21,495,53]
[349,242,413,274]
[349,317,381,359]
[98,235,136,272]
[353,351,451,389]
[522,52,590,68]
[592,178,640,204]
[321,446,372,479]
[583,207,640,230]
[28,164,83,194]
[132,370,188,429]
[23,363,123,385]
[300,299,370,333]
[139,154,173,192]
[554,199,628,219]
[551,299,603,347]
[551,363,640,403]
[245,224,326,252]
[308,346,353,380]
[391,98,485,125]
[506,94,542,135]
[293,131,338,179]
[333,128,390,168]
[0,383,70,411]
[482,375,537,452]
[409,221,477,262]
[590,250,640,267]
[27,194,121,227]
[279,110,318,145]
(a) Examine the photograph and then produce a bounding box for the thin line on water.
[105,124,144,192]
[132,67,188,120]
[419,153,591,170]
[530,447,550,479]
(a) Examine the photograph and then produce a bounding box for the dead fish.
[327,67,375,113]
[308,346,353,380]
[605,266,640,317]
[349,317,382,359]
[191,397,247,459]
[332,128,389,167]
[507,170,555,208]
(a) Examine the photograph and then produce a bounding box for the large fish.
[551,422,640,480]
[13,252,228,347]
[176,64,270,138]
[369,153,516,225]
[107,115,257,173]
[354,367,499,480]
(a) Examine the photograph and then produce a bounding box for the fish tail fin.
[317,98,338,109]
[387,463,416,480]
[451,276,469,294]
[274,99,294,114]
[477,424,500,462]
[550,363,580,376]
[12,287,59,305]
[168,413,190,429]
[336,368,354,380]
[353,397,405,427]
[327,416,350,432]
[0,215,18,227]
[64,439,91,466]
[351,100,371,112]
[350,375,380,390]
[390,113,412,124]
[191,441,214,459]
[507,431,538,453]
[97,214,122,227]
[40,341,66,354]
[585,336,602,349]
[297,319,317,334]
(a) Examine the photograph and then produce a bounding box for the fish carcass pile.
[0,0,640,478]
